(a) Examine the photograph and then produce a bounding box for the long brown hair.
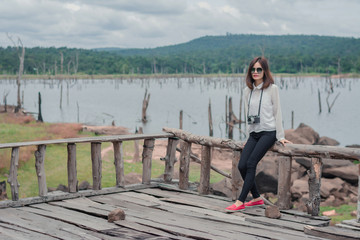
[245,57,274,89]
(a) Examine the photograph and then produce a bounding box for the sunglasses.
[251,67,263,73]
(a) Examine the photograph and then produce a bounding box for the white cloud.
[0,0,359,49]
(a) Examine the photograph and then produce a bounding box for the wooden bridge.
[0,128,359,240]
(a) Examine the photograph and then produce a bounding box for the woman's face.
[251,62,264,82]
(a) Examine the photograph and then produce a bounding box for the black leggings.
[237,131,276,202]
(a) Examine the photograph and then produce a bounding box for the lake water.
[0,76,359,146]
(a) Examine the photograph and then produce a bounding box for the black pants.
[237,131,276,202]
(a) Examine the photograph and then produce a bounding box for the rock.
[320,177,344,198]
[290,178,309,200]
[294,123,320,144]
[210,177,234,198]
[79,180,91,190]
[291,161,307,184]
[56,184,68,192]
[321,195,335,206]
[255,156,278,194]
[323,165,358,184]
[295,157,353,171]
[265,205,281,219]
[351,210,357,217]
[285,129,312,145]
[316,136,339,146]
[322,209,337,216]
[349,193,357,203]
[108,208,126,222]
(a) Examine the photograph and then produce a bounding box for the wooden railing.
[1,128,360,224]
[162,127,360,222]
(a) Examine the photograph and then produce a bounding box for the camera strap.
[247,88,263,118]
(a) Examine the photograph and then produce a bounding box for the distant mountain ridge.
[1,34,360,75]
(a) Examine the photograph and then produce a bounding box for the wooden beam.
[162,127,360,160]
[357,163,360,223]
[113,141,125,187]
[164,137,179,183]
[306,158,323,216]
[198,146,212,194]
[7,147,20,201]
[67,143,77,193]
[277,156,292,210]
[0,133,174,149]
[179,140,191,190]
[91,142,102,190]
[142,139,155,184]
[35,145,47,197]
[231,150,242,201]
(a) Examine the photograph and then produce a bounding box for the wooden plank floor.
[0,183,358,240]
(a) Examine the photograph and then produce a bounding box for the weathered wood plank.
[198,145,211,194]
[164,137,179,183]
[67,143,78,193]
[35,144,47,196]
[142,138,155,184]
[0,183,157,208]
[113,141,125,187]
[8,147,20,201]
[277,156,292,209]
[307,157,323,216]
[0,133,174,149]
[178,140,191,190]
[91,142,102,190]
[304,225,360,240]
[22,203,115,231]
[0,222,58,240]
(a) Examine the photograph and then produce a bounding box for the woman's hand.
[279,139,292,146]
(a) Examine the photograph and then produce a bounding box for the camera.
[248,115,260,124]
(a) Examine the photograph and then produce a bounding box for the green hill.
[2,34,360,75]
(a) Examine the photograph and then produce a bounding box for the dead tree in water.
[38,92,43,122]
[227,97,241,139]
[142,89,150,123]
[208,99,213,136]
[7,33,25,112]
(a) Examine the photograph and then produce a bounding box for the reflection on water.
[0,76,359,146]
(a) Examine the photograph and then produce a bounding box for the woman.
[226,56,292,211]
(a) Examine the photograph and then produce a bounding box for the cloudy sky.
[0,0,359,49]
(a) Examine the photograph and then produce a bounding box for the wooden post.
[179,140,192,190]
[199,146,212,194]
[357,163,360,223]
[67,143,77,193]
[306,157,323,216]
[277,156,292,210]
[91,142,102,190]
[113,141,125,187]
[7,147,20,201]
[164,137,179,183]
[208,99,213,136]
[35,145,47,196]
[232,150,242,200]
[179,110,183,129]
[142,138,155,184]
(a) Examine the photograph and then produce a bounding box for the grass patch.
[320,204,357,225]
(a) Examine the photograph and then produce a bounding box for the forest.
[1,34,360,75]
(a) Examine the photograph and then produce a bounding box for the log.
[208,99,213,136]
[231,150,242,201]
[306,158,323,216]
[179,140,191,190]
[142,139,155,184]
[277,156,292,210]
[164,137,179,183]
[7,147,20,201]
[91,142,102,190]
[67,143,77,193]
[198,146,212,194]
[162,127,360,160]
[35,145,47,196]
[113,141,125,187]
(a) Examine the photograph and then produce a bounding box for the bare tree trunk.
[142,89,150,123]
[60,52,64,74]
[208,99,213,136]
